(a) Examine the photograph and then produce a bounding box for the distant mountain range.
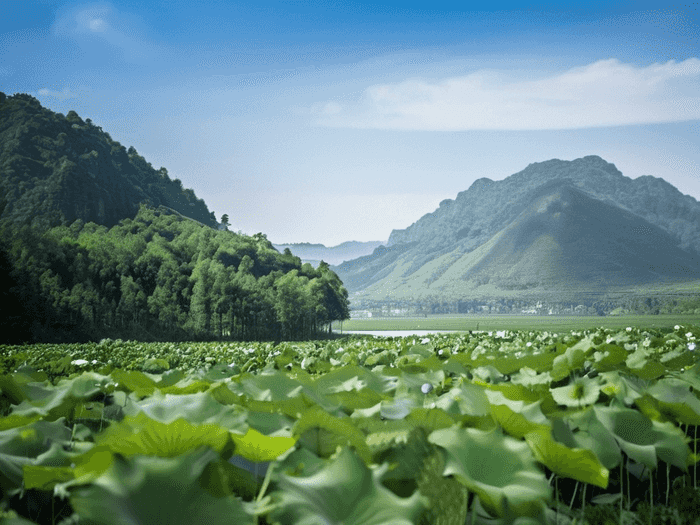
[333,156,700,307]
[272,240,385,266]
[0,92,219,230]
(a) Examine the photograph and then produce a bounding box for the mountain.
[333,156,700,307]
[0,92,219,230]
[272,240,385,266]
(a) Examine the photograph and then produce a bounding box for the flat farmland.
[335,313,700,333]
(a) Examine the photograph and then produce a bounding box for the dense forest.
[0,92,218,229]
[0,92,350,344]
[0,205,350,343]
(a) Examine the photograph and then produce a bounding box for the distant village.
[349,295,700,317]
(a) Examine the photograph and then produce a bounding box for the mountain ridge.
[272,240,385,266]
[0,92,219,230]
[334,156,700,307]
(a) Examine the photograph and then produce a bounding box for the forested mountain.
[0,92,218,229]
[0,92,350,343]
[0,205,349,343]
[333,156,700,310]
[272,240,385,266]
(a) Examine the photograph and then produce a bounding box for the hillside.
[0,92,218,230]
[272,240,385,266]
[0,92,350,343]
[334,157,700,308]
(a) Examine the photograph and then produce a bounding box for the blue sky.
[2,1,700,245]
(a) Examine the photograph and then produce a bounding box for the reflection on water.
[333,329,466,337]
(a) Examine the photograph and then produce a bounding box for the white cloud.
[37,87,78,100]
[314,58,700,131]
[52,2,159,62]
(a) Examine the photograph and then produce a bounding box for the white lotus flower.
[71,359,88,366]
[421,337,430,344]
[675,325,681,330]
[421,383,433,394]
[689,343,696,351]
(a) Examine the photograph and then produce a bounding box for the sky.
[2,0,700,246]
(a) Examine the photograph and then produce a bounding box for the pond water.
[333,329,467,337]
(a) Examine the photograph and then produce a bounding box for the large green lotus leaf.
[625,345,653,370]
[110,369,157,397]
[244,410,295,437]
[524,429,609,488]
[398,355,446,374]
[381,394,421,420]
[363,419,413,456]
[643,378,700,425]
[435,384,491,417]
[0,412,42,431]
[351,402,383,419]
[3,373,110,422]
[69,447,256,525]
[485,389,551,439]
[22,439,89,490]
[631,360,666,380]
[669,362,700,391]
[269,446,429,525]
[155,368,187,387]
[598,371,645,406]
[475,381,545,405]
[0,418,73,491]
[590,343,628,370]
[550,339,593,380]
[231,426,297,462]
[121,390,248,431]
[564,407,622,470]
[592,404,692,471]
[315,364,398,394]
[292,406,372,464]
[509,367,553,388]
[94,411,233,458]
[0,418,72,458]
[428,425,551,519]
[324,388,386,411]
[0,373,40,404]
[375,426,470,525]
[158,379,211,395]
[274,445,328,479]
[238,368,310,401]
[405,407,459,431]
[550,376,601,408]
[242,392,334,420]
[200,455,264,501]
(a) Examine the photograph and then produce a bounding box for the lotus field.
[1,325,700,525]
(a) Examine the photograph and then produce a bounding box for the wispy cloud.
[313,58,700,130]
[37,87,79,100]
[51,2,160,63]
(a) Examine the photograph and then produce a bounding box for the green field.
[335,313,700,332]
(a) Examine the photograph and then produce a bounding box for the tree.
[221,214,230,227]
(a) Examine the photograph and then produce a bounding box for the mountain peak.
[341,156,700,303]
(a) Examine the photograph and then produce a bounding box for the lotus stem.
[666,462,670,507]
[696,425,698,490]
[649,468,654,525]
[569,480,579,511]
[620,460,623,523]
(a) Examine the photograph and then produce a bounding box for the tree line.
[0,205,350,344]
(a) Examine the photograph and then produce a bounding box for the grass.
[334,313,700,333]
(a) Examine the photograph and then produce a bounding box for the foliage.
[0,92,217,230]
[1,325,700,524]
[0,204,350,343]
